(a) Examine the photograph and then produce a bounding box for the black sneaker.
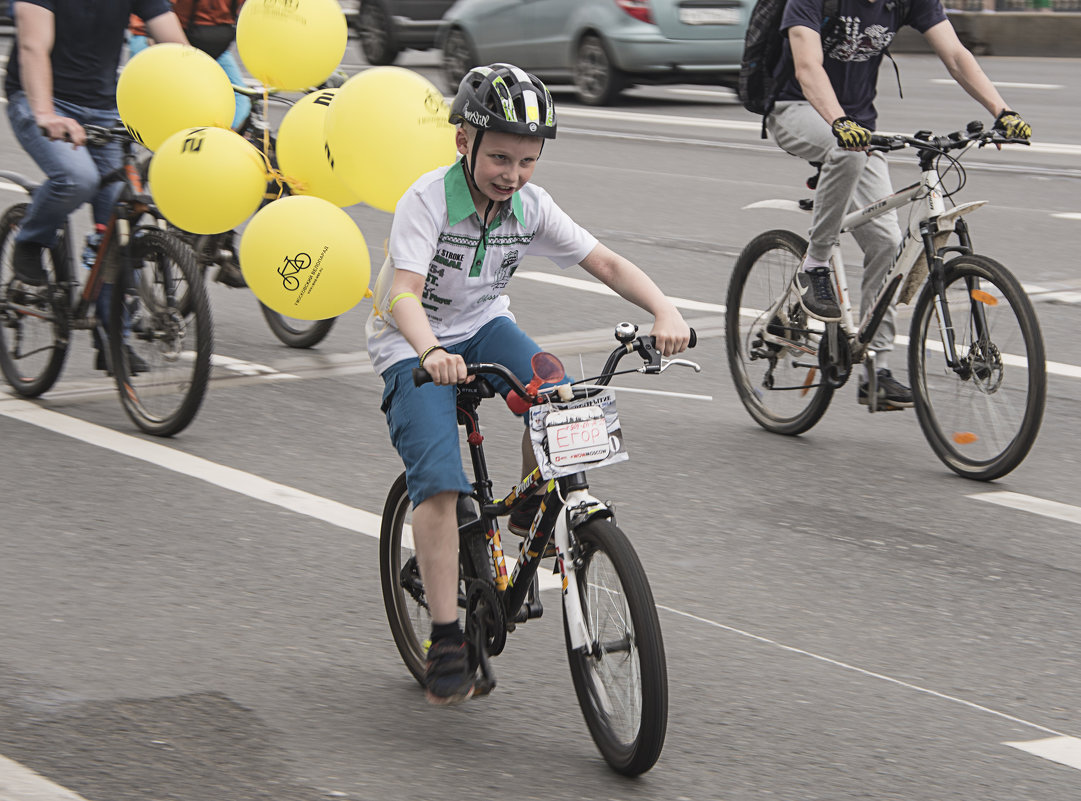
[858,369,914,410]
[215,259,247,288]
[424,636,475,705]
[793,266,842,322]
[13,242,47,286]
[507,494,542,538]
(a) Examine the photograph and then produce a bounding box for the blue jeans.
[128,35,251,130]
[380,317,570,508]
[6,92,124,247]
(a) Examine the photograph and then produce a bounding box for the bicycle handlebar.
[411,326,698,400]
[868,121,1030,154]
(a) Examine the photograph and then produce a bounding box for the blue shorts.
[380,317,567,508]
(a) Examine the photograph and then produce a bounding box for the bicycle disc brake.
[818,323,853,388]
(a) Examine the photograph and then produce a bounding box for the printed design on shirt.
[423,263,452,311]
[825,17,895,63]
[433,247,465,271]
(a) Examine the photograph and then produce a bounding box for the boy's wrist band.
[419,344,445,367]
[387,291,418,315]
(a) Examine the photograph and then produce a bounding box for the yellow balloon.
[324,67,457,213]
[275,89,362,208]
[117,43,234,151]
[239,195,370,320]
[236,0,347,91]
[149,127,268,235]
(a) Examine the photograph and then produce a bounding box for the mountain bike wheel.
[0,203,70,396]
[909,254,1045,481]
[563,519,667,776]
[110,227,212,437]
[259,302,336,349]
[726,229,834,435]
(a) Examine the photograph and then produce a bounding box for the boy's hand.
[650,310,691,357]
[421,347,471,385]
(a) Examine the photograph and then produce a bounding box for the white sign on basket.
[529,388,628,479]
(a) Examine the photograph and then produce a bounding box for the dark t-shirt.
[5,0,172,109]
[776,0,947,129]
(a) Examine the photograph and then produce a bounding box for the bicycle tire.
[110,227,212,437]
[259,302,337,349]
[563,519,667,776]
[908,253,1046,481]
[725,229,834,435]
[0,203,70,396]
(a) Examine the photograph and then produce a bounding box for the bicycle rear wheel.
[110,227,212,436]
[259,302,336,348]
[564,519,667,776]
[909,254,1046,480]
[725,229,834,435]
[0,203,70,396]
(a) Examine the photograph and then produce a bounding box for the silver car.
[436,0,748,105]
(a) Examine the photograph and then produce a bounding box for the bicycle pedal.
[472,676,496,698]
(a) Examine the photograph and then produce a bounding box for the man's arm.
[788,25,847,125]
[13,2,84,143]
[922,20,1008,116]
[143,10,189,45]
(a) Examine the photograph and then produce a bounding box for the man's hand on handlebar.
[37,113,86,147]
[420,347,472,386]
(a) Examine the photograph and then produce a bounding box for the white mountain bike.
[725,121,1045,481]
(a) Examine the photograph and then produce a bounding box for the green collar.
[445,159,525,227]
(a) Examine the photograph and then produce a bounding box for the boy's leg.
[411,490,462,624]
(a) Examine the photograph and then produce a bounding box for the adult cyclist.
[767,0,1031,409]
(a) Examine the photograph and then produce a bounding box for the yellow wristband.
[419,344,445,367]
[387,291,418,315]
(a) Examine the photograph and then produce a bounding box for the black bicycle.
[379,323,699,776]
[0,124,212,436]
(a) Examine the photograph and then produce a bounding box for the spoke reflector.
[800,367,817,396]
[971,289,997,306]
[953,431,979,445]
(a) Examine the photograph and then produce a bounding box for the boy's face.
[457,128,543,208]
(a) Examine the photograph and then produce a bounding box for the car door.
[455,0,542,65]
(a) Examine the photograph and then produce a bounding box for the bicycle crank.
[818,322,853,388]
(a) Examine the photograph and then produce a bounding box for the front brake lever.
[653,358,702,374]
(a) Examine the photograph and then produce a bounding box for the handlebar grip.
[688,328,697,349]
[412,367,433,387]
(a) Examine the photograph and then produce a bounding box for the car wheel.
[574,34,625,106]
[441,28,478,94]
[358,0,401,66]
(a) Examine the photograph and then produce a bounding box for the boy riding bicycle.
[366,63,690,705]
[766,0,1031,408]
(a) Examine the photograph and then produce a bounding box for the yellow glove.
[993,110,1031,140]
[831,116,871,149]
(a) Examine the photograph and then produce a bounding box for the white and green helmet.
[449,63,557,139]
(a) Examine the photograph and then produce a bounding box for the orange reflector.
[970,290,997,306]
[800,367,817,397]
[953,431,979,445]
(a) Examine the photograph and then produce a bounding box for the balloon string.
[251,84,302,201]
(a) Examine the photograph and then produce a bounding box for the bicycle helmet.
[449,64,557,139]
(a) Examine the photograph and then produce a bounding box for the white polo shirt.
[366,160,598,376]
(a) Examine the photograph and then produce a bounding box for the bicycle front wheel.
[110,227,212,437]
[564,519,667,776]
[909,254,1046,481]
[0,203,70,396]
[725,229,834,435]
[259,302,336,349]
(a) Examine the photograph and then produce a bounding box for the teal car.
[436,0,748,105]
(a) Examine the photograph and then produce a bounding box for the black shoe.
[508,493,542,538]
[793,265,842,321]
[858,369,914,410]
[424,636,475,705]
[94,346,149,376]
[215,259,247,288]
[13,241,47,286]
[8,278,46,306]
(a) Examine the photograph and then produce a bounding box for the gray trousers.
[767,101,902,358]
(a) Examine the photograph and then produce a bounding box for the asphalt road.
[1,43,1080,801]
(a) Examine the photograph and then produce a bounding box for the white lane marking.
[970,492,1081,526]
[931,79,1063,90]
[1052,212,1081,220]
[1004,736,1081,771]
[211,353,299,379]
[1,181,27,193]
[517,271,1081,381]
[658,604,1070,740]
[2,397,1076,769]
[0,753,92,801]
